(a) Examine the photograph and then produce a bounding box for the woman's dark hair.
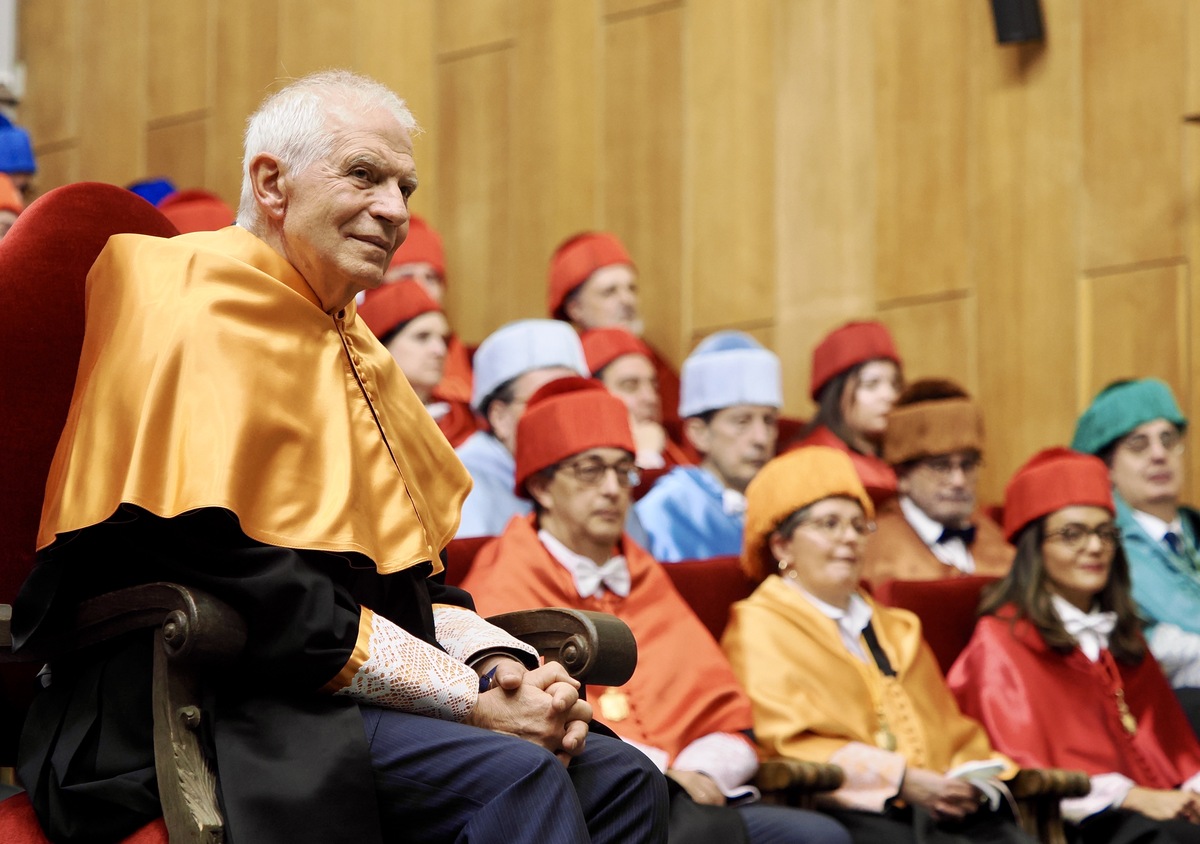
[797,367,862,450]
[378,316,417,349]
[979,516,1145,664]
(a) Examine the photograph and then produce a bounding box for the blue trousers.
[361,707,669,843]
[739,803,852,844]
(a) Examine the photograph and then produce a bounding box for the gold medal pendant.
[1116,689,1138,734]
[874,706,897,751]
[874,726,897,752]
[599,688,630,722]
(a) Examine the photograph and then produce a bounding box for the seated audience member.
[548,230,681,423]
[455,319,588,538]
[949,447,1200,843]
[790,321,903,505]
[723,446,1033,843]
[157,188,236,232]
[11,70,667,844]
[860,379,1013,588]
[1072,378,1200,733]
[0,113,36,201]
[636,332,781,562]
[358,279,477,447]
[581,326,692,472]
[0,172,22,239]
[381,213,473,406]
[463,377,853,844]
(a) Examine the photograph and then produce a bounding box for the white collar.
[899,495,975,573]
[1130,508,1182,545]
[900,496,946,545]
[721,487,747,516]
[538,529,630,599]
[785,579,874,660]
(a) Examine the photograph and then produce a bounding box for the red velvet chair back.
[0,183,178,607]
[872,575,999,676]
[0,183,177,769]
[660,556,756,642]
[442,536,495,587]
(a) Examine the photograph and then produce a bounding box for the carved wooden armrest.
[3,582,247,664]
[754,757,844,808]
[1008,767,1090,800]
[1008,768,1090,844]
[485,608,637,687]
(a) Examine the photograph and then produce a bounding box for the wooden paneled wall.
[16,0,1200,502]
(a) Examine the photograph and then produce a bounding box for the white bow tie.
[572,557,631,599]
[722,488,747,516]
[1061,610,1117,661]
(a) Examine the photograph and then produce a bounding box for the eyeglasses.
[557,457,641,489]
[918,454,982,478]
[1117,429,1184,457]
[796,514,877,541]
[1044,523,1121,550]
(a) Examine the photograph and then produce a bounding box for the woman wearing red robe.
[788,321,903,506]
[948,447,1200,843]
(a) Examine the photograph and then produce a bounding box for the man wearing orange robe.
[10,71,665,844]
[463,377,851,844]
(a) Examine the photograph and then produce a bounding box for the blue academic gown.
[1116,493,1200,638]
[455,431,531,539]
[635,466,744,562]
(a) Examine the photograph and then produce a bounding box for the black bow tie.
[937,524,977,546]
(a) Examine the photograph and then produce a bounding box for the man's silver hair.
[236,70,419,230]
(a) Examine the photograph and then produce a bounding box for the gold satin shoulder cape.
[722,576,1005,773]
[38,226,471,574]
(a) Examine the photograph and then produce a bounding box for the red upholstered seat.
[659,556,756,643]
[0,182,178,844]
[872,575,999,676]
[443,536,495,587]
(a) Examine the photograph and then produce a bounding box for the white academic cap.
[679,331,782,418]
[471,319,589,412]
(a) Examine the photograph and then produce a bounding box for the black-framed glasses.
[1044,523,1121,550]
[918,453,983,478]
[796,514,877,541]
[1117,429,1184,457]
[557,457,641,489]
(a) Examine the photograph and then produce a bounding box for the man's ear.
[684,417,710,454]
[563,295,583,327]
[896,467,911,497]
[525,472,554,512]
[248,152,287,220]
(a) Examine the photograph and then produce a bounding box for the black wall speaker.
[990,0,1044,44]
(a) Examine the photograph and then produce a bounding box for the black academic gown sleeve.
[13,505,441,844]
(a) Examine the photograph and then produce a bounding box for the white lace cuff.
[673,732,760,799]
[322,607,479,721]
[432,604,539,667]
